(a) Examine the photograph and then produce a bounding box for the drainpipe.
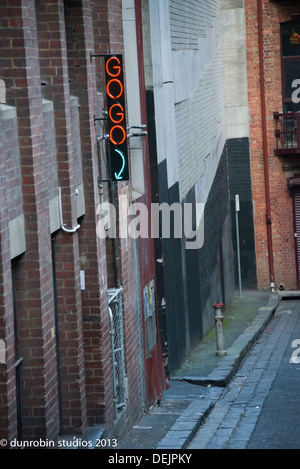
[257,0,275,292]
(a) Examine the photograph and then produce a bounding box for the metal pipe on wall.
[257,0,276,292]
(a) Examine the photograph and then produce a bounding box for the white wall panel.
[169,1,226,201]
[147,0,248,202]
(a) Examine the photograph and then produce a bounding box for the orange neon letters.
[106,56,121,77]
[105,54,128,180]
[110,125,126,145]
[106,79,123,100]
[109,103,124,124]
[105,55,127,151]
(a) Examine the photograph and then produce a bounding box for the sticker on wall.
[0,339,6,364]
[143,279,158,355]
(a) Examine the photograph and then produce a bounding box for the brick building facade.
[245,0,300,290]
[0,0,165,445]
[3,0,300,447]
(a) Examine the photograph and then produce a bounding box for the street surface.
[188,299,300,449]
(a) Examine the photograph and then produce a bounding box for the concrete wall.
[222,0,257,289]
[147,0,227,205]
[222,0,249,140]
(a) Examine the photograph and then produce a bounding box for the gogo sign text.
[105,55,129,181]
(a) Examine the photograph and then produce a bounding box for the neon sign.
[105,55,129,181]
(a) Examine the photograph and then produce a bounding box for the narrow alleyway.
[188,299,300,449]
[112,291,276,450]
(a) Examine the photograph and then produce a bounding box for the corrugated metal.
[293,189,300,288]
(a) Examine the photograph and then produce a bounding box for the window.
[281,22,300,112]
[273,23,300,155]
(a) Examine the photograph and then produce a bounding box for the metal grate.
[108,287,126,418]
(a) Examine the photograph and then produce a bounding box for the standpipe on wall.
[58,187,81,233]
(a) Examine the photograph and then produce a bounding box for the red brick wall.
[0,0,147,442]
[0,0,60,440]
[0,113,17,441]
[245,0,300,290]
[91,0,147,433]
[64,0,115,429]
[93,0,152,431]
[36,0,87,435]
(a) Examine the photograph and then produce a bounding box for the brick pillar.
[64,0,113,427]
[0,0,59,440]
[0,112,17,441]
[35,0,87,435]
[245,0,300,290]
